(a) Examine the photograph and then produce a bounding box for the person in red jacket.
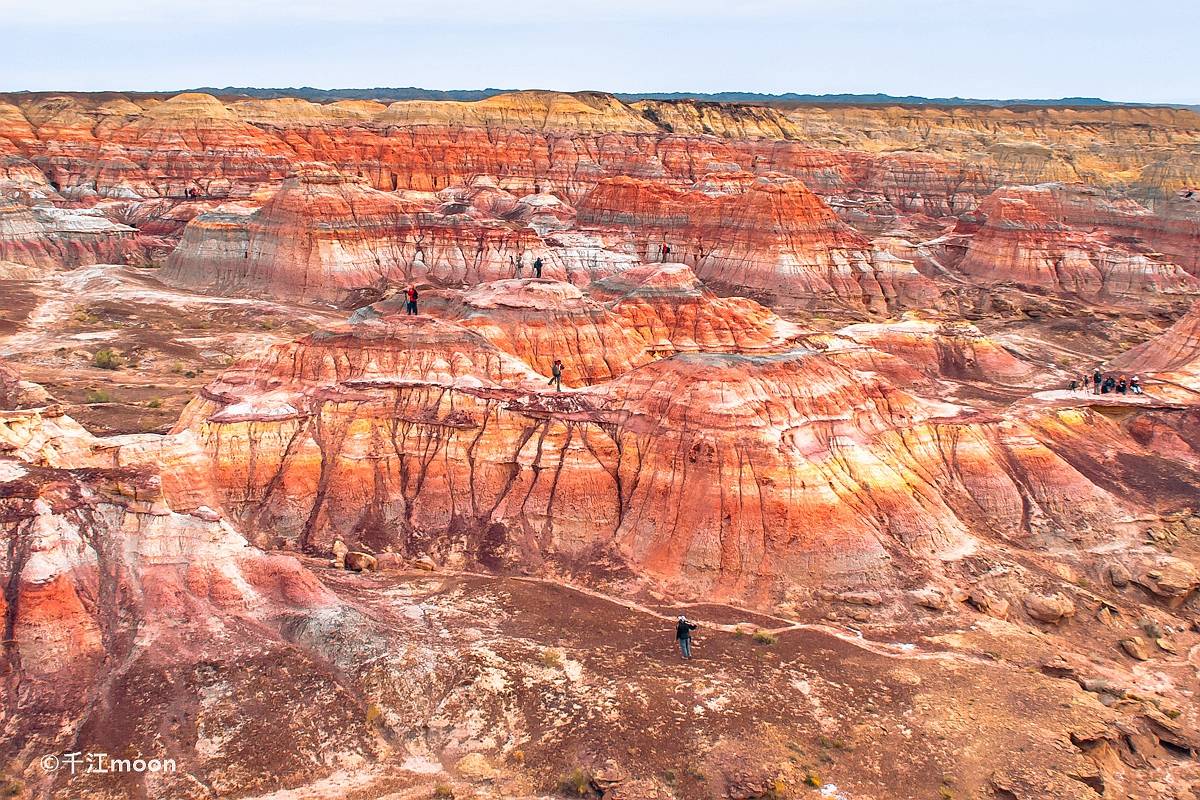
[405,285,419,315]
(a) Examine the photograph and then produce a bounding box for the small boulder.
[1155,637,1178,655]
[1134,557,1200,608]
[1023,593,1076,624]
[591,761,629,793]
[413,555,438,571]
[1137,617,1165,639]
[1080,677,1129,700]
[331,538,349,569]
[455,752,495,781]
[1119,637,1151,661]
[967,588,1009,619]
[837,590,882,606]
[1107,562,1131,588]
[909,587,949,611]
[345,551,378,572]
[374,552,405,571]
[190,505,222,522]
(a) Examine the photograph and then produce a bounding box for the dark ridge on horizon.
[3,86,1197,111]
[184,86,1200,110]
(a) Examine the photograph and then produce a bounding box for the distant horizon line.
[3,85,1198,110]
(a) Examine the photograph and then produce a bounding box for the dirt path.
[357,566,1001,669]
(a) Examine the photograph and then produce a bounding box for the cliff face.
[13,380,1195,800]
[0,199,136,267]
[176,319,935,598]
[0,383,428,798]
[172,303,1200,607]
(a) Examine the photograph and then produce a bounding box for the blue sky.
[2,0,1197,103]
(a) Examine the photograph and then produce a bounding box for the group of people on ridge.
[1071,369,1142,395]
[507,255,545,278]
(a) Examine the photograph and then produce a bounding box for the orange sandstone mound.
[577,174,938,313]
[1112,298,1200,396]
[172,305,1200,608]
[395,266,801,387]
[590,261,802,355]
[162,164,540,303]
[833,317,1040,384]
[431,279,650,386]
[954,189,1199,296]
[0,198,136,267]
[997,182,1200,276]
[0,370,430,797]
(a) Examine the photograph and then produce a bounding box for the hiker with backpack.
[675,616,698,659]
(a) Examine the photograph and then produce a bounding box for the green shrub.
[558,767,592,796]
[752,630,778,645]
[84,388,114,404]
[432,785,454,799]
[146,398,163,409]
[92,349,121,370]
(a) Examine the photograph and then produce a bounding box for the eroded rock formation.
[951,190,1198,296]
[162,164,543,303]
[3,88,1200,800]
[577,174,938,312]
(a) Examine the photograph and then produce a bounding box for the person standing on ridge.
[548,359,563,392]
[660,242,671,262]
[1092,368,1103,395]
[675,615,698,659]
[405,285,419,315]
[533,256,544,278]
